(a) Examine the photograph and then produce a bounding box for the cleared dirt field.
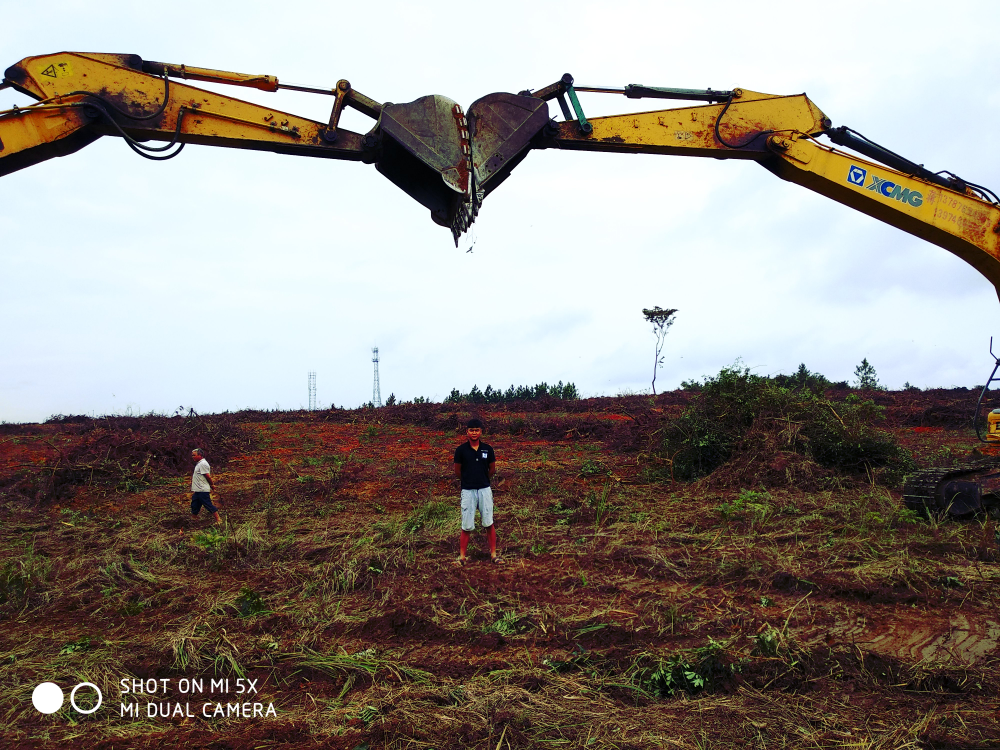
[1,389,999,749]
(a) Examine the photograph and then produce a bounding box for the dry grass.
[1,398,999,748]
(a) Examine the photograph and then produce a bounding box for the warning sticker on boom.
[38,62,74,80]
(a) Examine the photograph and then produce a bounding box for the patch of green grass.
[233,586,269,618]
[59,636,92,655]
[543,651,593,674]
[716,489,772,525]
[588,479,614,528]
[579,460,609,478]
[193,526,225,555]
[752,626,804,669]
[484,610,528,636]
[120,598,148,617]
[359,425,382,443]
[0,541,52,607]
[402,500,453,534]
[895,507,925,525]
[59,508,91,525]
[306,560,361,597]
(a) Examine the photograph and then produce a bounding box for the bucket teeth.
[374,90,548,244]
[450,188,483,245]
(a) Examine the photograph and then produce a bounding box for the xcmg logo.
[846,165,923,207]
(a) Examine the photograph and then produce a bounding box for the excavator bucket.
[373,91,549,243]
[468,92,550,198]
[374,94,472,242]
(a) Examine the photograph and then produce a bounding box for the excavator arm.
[3,56,998,283]
[0,52,369,169]
[0,52,481,239]
[537,82,1000,297]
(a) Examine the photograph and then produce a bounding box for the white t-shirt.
[191,458,212,492]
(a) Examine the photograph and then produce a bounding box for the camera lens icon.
[32,682,102,715]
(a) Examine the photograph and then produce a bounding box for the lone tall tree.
[642,307,678,395]
[853,357,881,390]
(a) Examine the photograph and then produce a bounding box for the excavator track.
[902,459,1000,517]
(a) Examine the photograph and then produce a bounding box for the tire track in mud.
[807,610,1000,664]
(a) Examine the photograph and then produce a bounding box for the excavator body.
[989,409,1000,442]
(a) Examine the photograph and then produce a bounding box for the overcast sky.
[2,1,999,422]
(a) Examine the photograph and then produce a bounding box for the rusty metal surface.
[468,92,549,196]
[0,52,370,173]
[375,94,476,241]
[379,95,469,195]
[346,89,382,120]
[547,91,828,158]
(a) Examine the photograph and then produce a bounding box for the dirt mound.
[2,413,256,502]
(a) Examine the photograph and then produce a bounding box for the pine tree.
[853,358,881,390]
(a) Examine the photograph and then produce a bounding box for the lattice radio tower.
[371,347,382,407]
[307,371,316,411]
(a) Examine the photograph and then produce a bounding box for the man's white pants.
[460,487,494,531]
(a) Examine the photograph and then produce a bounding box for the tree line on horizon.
[444,381,580,404]
[367,360,930,410]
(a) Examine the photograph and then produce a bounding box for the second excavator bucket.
[468,92,550,198]
[373,91,549,243]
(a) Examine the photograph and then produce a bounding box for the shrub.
[660,364,913,486]
[233,586,269,618]
[771,363,841,393]
[640,639,734,697]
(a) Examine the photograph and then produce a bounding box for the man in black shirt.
[453,418,497,565]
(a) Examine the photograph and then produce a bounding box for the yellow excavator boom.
[0,52,368,169]
[3,56,998,288]
[536,80,1000,299]
[0,52,483,240]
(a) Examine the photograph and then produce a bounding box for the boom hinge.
[522,73,591,134]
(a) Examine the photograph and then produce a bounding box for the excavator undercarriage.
[902,461,1000,519]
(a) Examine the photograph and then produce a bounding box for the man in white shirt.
[190,448,222,525]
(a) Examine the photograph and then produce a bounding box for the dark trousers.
[191,492,217,516]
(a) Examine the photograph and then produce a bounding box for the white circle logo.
[32,682,64,714]
[31,682,103,715]
[70,682,103,714]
